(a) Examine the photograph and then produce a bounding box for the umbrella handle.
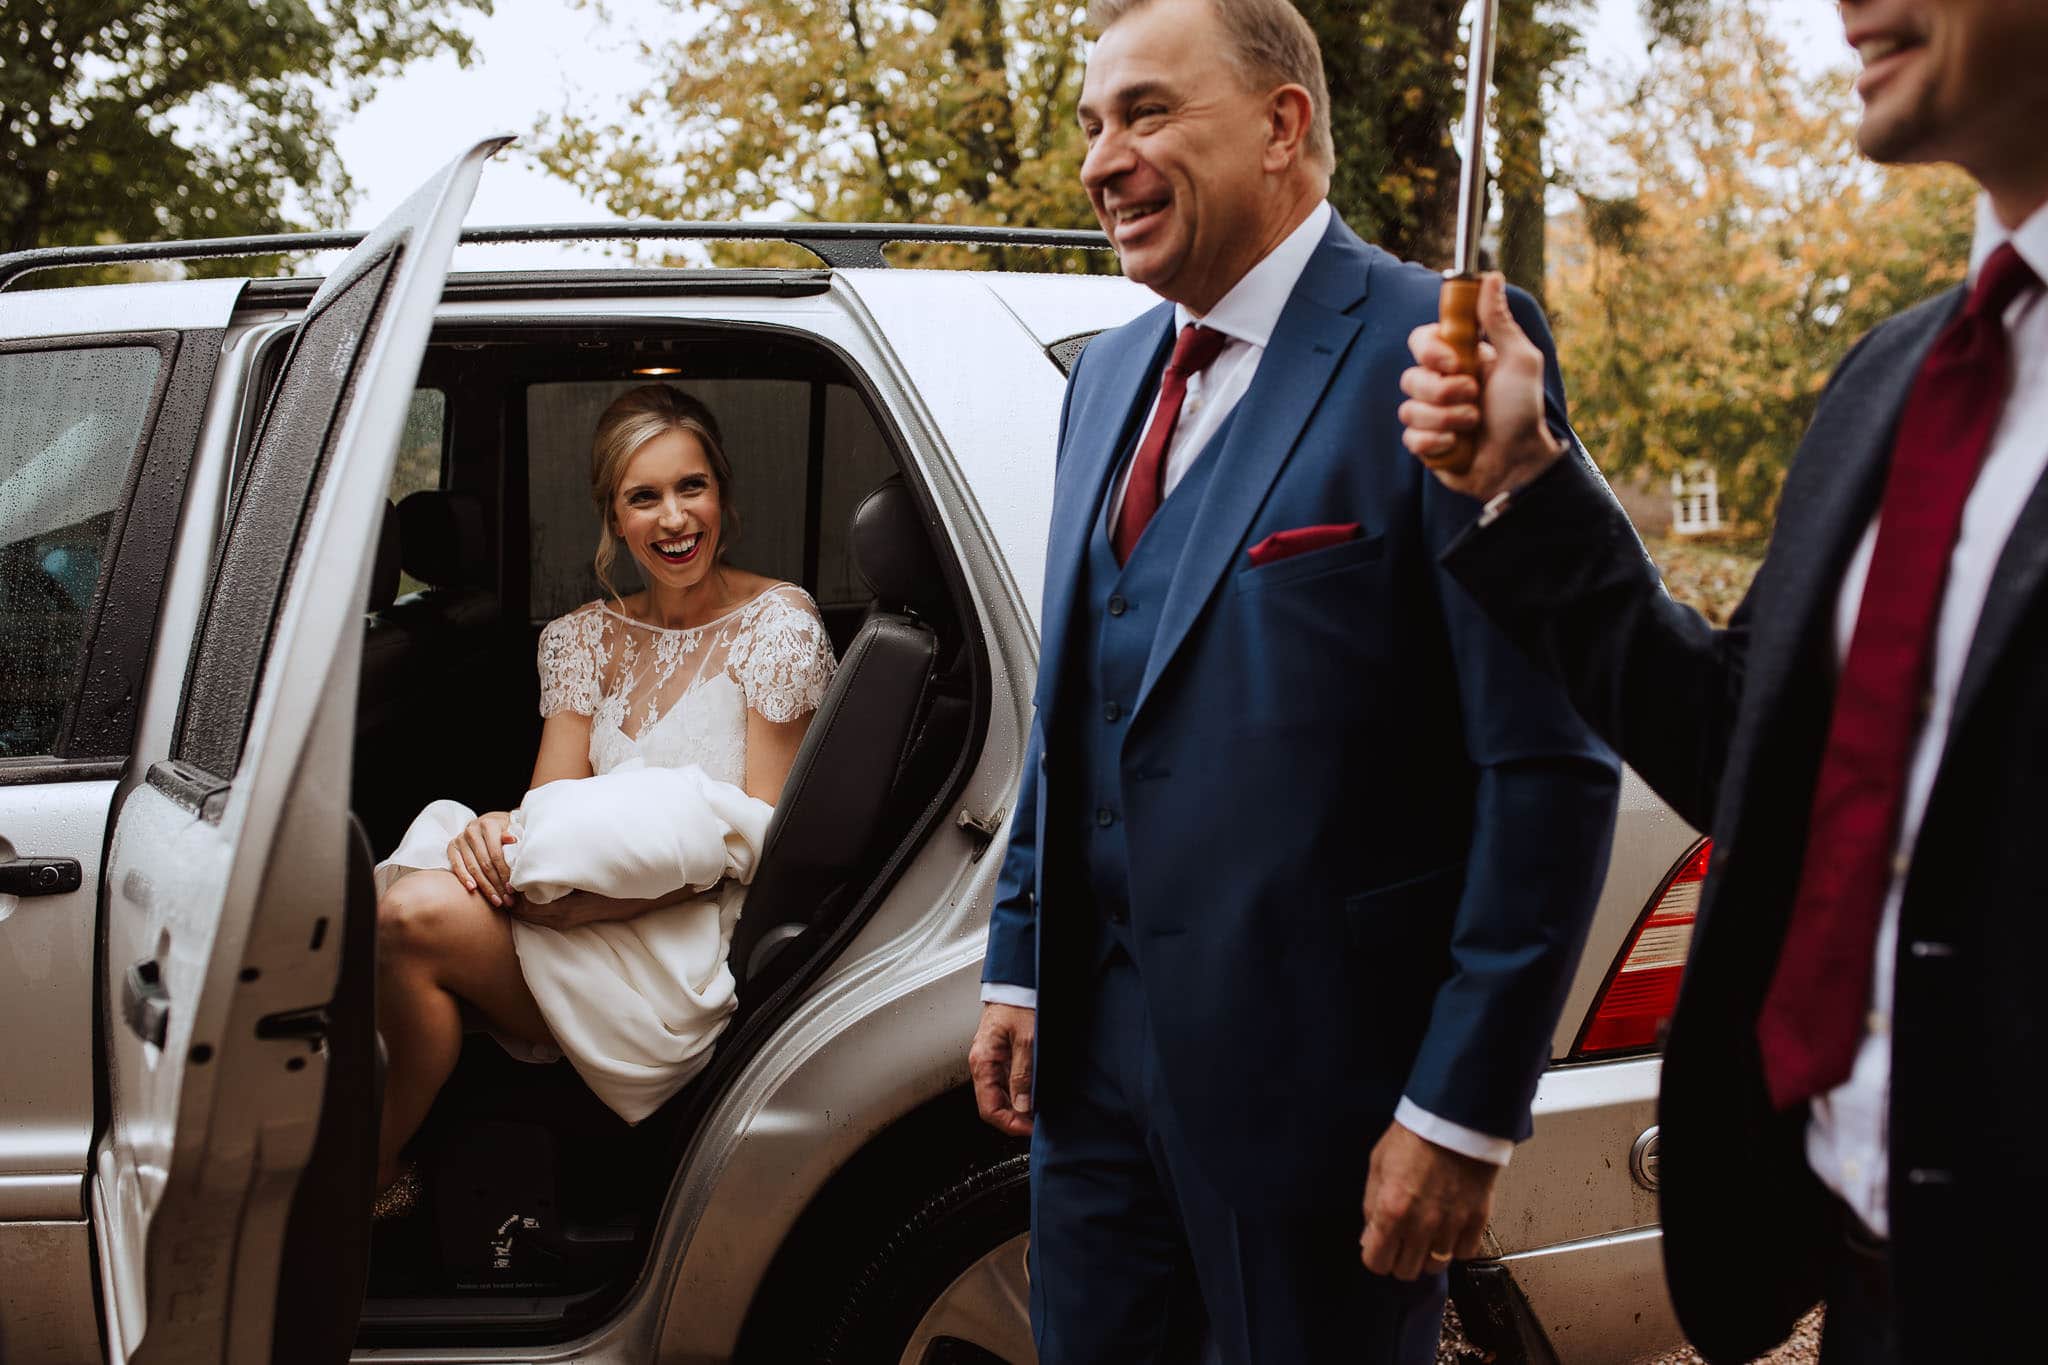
[1437,275,1482,475]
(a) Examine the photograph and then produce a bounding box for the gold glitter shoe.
[370,1161,421,1222]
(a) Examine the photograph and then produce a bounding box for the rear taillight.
[1573,839,1710,1058]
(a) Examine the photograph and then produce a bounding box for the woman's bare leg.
[374,869,552,1187]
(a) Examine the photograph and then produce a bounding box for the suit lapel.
[1036,305,1173,711]
[1949,461,2048,738]
[1745,294,1963,690]
[1133,220,1372,715]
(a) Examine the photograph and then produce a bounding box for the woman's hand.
[1399,272,1564,502]
[514,887,693,930]
[447,811,517,908]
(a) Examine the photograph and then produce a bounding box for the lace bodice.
[537,584,837,787]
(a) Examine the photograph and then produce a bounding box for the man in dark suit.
[963,0,1619,1358]
[1396,2,2048,1359]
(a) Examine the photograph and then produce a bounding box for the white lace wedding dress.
[377,583,836,1121]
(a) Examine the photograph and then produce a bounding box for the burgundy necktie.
[1113,323,1230,563]
[1756,243,2040,1110]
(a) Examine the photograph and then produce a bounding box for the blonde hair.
[1090,0,1334,174]
[590,384,738,605]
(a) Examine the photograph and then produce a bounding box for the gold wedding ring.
[1427,1249,1454,1263]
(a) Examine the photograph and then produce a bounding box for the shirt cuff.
[981,983,1039,1009]
[1394,1097,1515,1167]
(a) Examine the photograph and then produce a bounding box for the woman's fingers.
[488,827,515,889]
[463,827,508,906]
[445,838,480,896]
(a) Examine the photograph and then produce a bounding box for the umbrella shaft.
[1454,0,1501,278]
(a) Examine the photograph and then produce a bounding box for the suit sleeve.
[981,342,1093,997]
[1400,287,1625,1143]
[1424,311,1890,830]
[1438,451,1747,832]
[982,720,1042,993]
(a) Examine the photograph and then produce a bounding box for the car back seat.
[729,475,964,993]
[354,491,538,854]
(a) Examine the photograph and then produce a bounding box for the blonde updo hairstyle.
[589,384,739,605]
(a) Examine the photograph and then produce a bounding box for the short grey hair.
[1091,0,1335,173]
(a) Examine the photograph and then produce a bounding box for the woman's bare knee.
[377,871,477,968]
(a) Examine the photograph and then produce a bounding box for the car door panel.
[0,285,245,1365]
[90,135,506,1365]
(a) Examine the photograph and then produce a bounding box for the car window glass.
[816,382,899,612]
[390,387,446,596]
[176,249,398,777]
[0,345,162,757]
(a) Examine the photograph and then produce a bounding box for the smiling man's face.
[1840,0,2048,176]
[1076,0,1300,314]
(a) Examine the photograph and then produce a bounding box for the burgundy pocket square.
[1246,523,1361,568]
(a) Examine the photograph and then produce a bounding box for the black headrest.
[850,476,950,623]
[368,500,401,612]
[396,490,488,588]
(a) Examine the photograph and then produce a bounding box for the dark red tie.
[1757,243,2040,1110]
[1113,323,1230,562]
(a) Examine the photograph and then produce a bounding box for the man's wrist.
[980,982,1038,1010]
[1394,1097,1514,1167]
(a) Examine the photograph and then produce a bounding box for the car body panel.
[0,781,114,1221]
[971,270,1154,349]
[0,277,246,341]
[1501,1226,1681,1365]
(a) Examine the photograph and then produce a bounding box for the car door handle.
[0,858,82,897]
[122,959,170,1049]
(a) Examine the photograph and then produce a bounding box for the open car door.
[90,136,507,1365]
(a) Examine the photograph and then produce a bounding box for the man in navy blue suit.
[965,0,1620,1359]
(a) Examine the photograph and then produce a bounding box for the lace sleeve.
[728,587,838,725]
[537,607,605,718]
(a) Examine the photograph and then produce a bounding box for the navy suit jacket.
[983,214,1621,1210]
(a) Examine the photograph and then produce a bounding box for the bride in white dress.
[370,385,835,1212]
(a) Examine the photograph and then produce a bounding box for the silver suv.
[0,141,1699,1364]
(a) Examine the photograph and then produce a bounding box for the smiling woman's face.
[612,428,723,591]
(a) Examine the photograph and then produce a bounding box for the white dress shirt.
[1805,195,2048,1238]
[984,200,1518,1166]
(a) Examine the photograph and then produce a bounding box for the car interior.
[311,320,987,1343]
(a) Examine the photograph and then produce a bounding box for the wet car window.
[0,345,162,757]
[390,387,447,596]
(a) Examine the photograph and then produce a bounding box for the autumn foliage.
[1547,0,1973,527]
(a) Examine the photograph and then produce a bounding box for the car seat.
[729,475,965,994]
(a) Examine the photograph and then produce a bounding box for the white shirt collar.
[1171,200,1332,348]
[1969,192,2048,290]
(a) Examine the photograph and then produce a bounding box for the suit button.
[1103,701,1122,722]
[1107,594,1128,617]
[1108,904,1128,925]
[1095,807,1116,827]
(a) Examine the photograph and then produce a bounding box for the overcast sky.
[328,0,1845,267]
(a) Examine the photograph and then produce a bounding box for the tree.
[1492,0,1586,305]
[533,0,1580,274]
[1546,0,1973,527]
[1299,0,1463,268]
[2,0,492,264]
[532,0,1099,269]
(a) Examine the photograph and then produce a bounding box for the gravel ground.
[1436,1299,1825,1363]
[1643,1310,1825,1364]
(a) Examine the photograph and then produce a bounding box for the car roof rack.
[0,220,1114,291]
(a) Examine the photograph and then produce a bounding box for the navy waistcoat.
[1065,406,1240,954]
